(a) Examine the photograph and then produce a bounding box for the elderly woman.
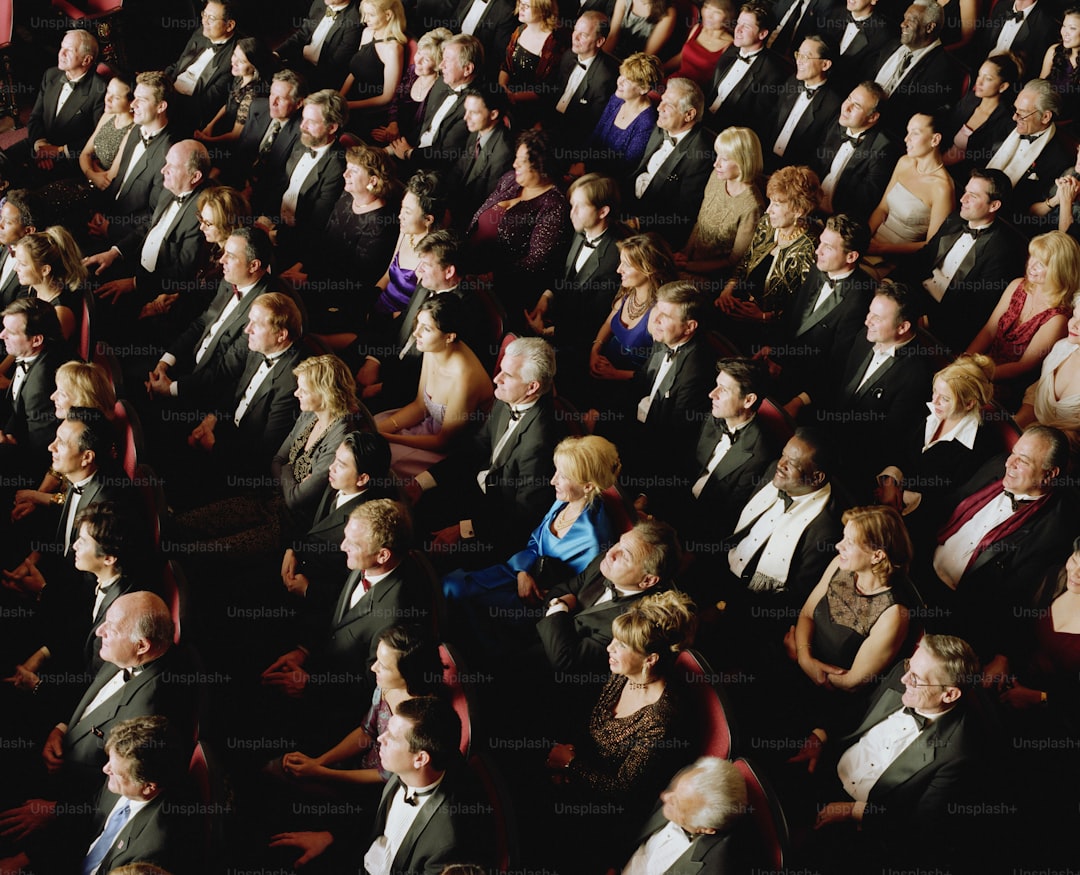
[1016,293,1080,453]
[586,52,663,176]
[14,226,86,342]
[374,170,444,318]
[715,164,819,331]
[469,129,572,318]
[372,28,450,146]
[443,435,622,614]
[79,75,135,192]
[676,126,765,285]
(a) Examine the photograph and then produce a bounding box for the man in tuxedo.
[928,426,1077,665]
[547,12,619,147]
[868,0,962,131]
[257,89,347,265]
[771,213,876,405]
[452,0,516,79]
[620,758,750,875]
[825,0,892,89]
[0,191,37,346]
[906,167,1025,352]
[766,36,844,172]
[536,521,681,678]
[276,0,362,92]
[796,635,988,870]
[95,72,175,245]
[987,78,1073,228]
[628,78,715,249]
[13,29,106,182]
[768,0,838,57]
[814,81,898,217]
[964,0,1057,76]
[164,0,240,130]
[228,68,306,188]
[387,35,483,170]
[449,86,514,230]
[414,337,563,559]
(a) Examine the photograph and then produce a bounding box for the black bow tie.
[70,483,85,496]
[963,223,988,237]
[581,235,601,248]
[1020,132,1042,143]
[840,131,865,147]
[121,668,134,682]
[1003,490,1032,512]
[716,420,740,444]
[1004,9,1024,21]
[402,785,438,806]
[14,359,30,373]
[664,346,679,362]
[301,146,317,158]
[173,193,191,206]
[661,131,676,147]
[140,132,157,149]
[801,85,819,98]
[261,355,277,367]
[324,6,341,18]
[778,489,794,510]
[736,53,754,63]
[848,13,868,26]
[576,61,587,70]
[507,407,523,421]
[902,706,929,729]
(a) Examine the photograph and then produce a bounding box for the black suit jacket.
[906,213,1026,352]
[410,78,473,169]
[263,141,347,257]
[0,345,71,472]
[704,48,788,138]
[553,227,623,345]
[452,0,518,77]
[824,9,892,86]
[768,0,839,55]
[546,50,619,144]
[86,788,197,875]
[451,124,515,228]
[633,333,715,455]
[869,42,962,133]
[166,30,240,128]
[231,100,303,183]
[993,127,1074,225]
[26,68,107,154]
[813,122,898,220]
[627,125,714,248]
[104,125,176,239]
[0,249,26,316]
[629,803,748,874]
[277,0,364,90]
[967,0,1059,74]
[765,80,843,171]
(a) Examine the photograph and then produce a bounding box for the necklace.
[624,290,649,320]
[916,158,944,175]
[552,504,583,533]
[626,677,656,691]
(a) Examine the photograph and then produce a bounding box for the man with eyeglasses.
[790,634,988,871]
[765,35,843,172]
[165,0,240,131]
[276,0,363,92]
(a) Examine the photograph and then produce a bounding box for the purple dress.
[588,95,658,175]
[375,250,418,315]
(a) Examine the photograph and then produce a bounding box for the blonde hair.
[1028,230,1080,308]
[294,354,360,420]
[611,590,697,671]
[714,126,762,184]
[361,0,408,43]
[553,435,621,504]
[840,505,913,584]
[18,226,87,291]
[619,52,664,93]
[55,361,116,413]
[416,27,453,66]
[933,354,995,415]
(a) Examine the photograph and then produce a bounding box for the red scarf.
[937,478,1049,573]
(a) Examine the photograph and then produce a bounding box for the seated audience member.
[0,299,71,476]
[714,165,820,340]
[451,0,517,80]
[1016,294,1080,449]
[1040,6,1080,123]
[195,37,273,148]
[226,68,305,189]
[443,435,620,624]
[907,167,1024,354]
[255,89,348,265]
[876,354,999,519]
[412,336,563,560]
[276,0,363,92]
[766,37,844,173]
[535,520,681,678]
[385,35,484,170]
[165,0,241,130]
[767,0,836,56]
[0,191,39,343]
[546,591,697,867]
[372,28,449,147]
[584,52,662,178]
[1030,141,1080,238]
[675,126,765,288]
[606,0,678,59]
[940,54,1019,182]
[526,174,624,350]
[627,77,714,249]
[547,12,619,146]
[927,425,1077,663]
[703,2,786,138]
[792,635,989,872]
[823,0,891,87]
[338,0,407,136]
[269,696,487,872]
[498,0,567,125]
[12,226,85,343]
[449,87,514,232]
[867,112,953,258]
[467,129,572,322]
[814,81,898,218]
[987,78,1073,227]
[0,716,195,875]
[965,231,1075,404]
[666,0,734,88]
[619,758,750,875]
[967,0,1056,76]
[78,75,135,194]
[8,29,106,183]
[765,213,876,407]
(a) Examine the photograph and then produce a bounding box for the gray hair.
[666,76,704,120]
[679,758,748,832]
[504,337,555,395]
[1022,78,1061,116]
[912,0,943,30]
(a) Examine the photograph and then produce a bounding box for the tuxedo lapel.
[797,275,846,335]
[851,355,896,401]
[332,569,363,625]
[393,781,451,869]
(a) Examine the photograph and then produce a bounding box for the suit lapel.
[332,569,363,625]
[393,781,450,870]
[851,354,895,401]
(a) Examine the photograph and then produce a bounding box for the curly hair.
[293,354,360,420]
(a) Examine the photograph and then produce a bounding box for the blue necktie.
[83,801,131,875]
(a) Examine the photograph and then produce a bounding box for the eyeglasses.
[198,217,216,228]
[1013,108,1040,120]
[902,658,951,688]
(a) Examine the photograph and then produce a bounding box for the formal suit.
[451,124,514,229]
[546,50,619,146]
[868,42,962,133]
[231,100,302,185]
[824,9,892,87]
[627,803,748,875]
[87,790,197,875]
[0,345,71,474]
[410,78,473,169]
[261,141,347,260]
[765,80,843,171]
[452,0,518,77]
[989,127,1073,229]
[703,48,788,138]
[553,226,623,347]
[277,0,364,91]
[104,125,176,240]
[813,122,898,221]
[627,125,714,249]
[768,0,839,56]
[25,68,107,156]
[905,213,1026,353]
[965,0,1059,74]
[165,30,240,129]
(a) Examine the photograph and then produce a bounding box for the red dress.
[986,281,1070,365]
[674,25,730,89]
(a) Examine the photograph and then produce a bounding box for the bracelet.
[47,468,63,481]
[591,340,602,346]
[51,492,65,506]
[797,644,811,651]
[1040,690,1048,705]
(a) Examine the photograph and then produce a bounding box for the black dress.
[346,37,399,132]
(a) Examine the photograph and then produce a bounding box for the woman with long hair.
[195,36,274,144]
[340,0,407,133]
[14,226,86,341]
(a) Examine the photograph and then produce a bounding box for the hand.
[281,264,308,286]
[139,293,179,319]
[262,649,309,696]
[1,563,46,598]
[0,800,56,841]
[83,248,120,275]
[815,801,857,829]
[370,124,396,144]
[355,357,380,388]
[188,415,217,452]
[874,476,904,512]
[550,593,577,612]
[387,137,411,160]
[546,742,575,770]
[86,169,110,190]
[981,653,1011,690]
[673,251,688,267]
[430,524,463,553]
[590,353,616,379]
[567,161,585,178]
[788,732,824,774]
[798,653,847,687]
[402,479,423,505]
[3,665,40,692]
[268,830,333,867]
[999,683,1044,709]
[284,570,310,597]
[95,277,136,303]
[517,571,543,604]
[782,397,804,420]
[281,751,323,778]
[145,368,174,398]
[281,548,298,580]
[87,213,109,239]
[0,852,31,875]
[42,727,65,773]
[10,498,38,523]
[1058,176,1079,206]
[782,626,798,662]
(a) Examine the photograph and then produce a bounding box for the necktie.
[232,284,242,300]
[902,706,928,730]
[260,119,282,156]
[778,489,794,510]
[473,137,482,158]
[1003,490,1031,513]
[82,801,131,875]
[508,407,523,421]
[121,667,134,681]
[664,346,679,362]
[360,574,371,594]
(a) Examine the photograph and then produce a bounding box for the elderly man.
[621,758,750,874]
[229,69,306,188]
[0,191,39,334]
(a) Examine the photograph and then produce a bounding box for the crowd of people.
[1,0,1080,872]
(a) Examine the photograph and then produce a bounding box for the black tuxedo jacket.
[411,79,473,168]
[630,803,747,874]
[0,249,26,314]
[263,141,347,246]
[547,50,619,142]
[634,333,715,451]
[166,30,240,128]
[813,122,898,221]
[777,265,876,401]
[0,345,70,472]
[768,0,839,55]
[766,80,843,171]
[452,124,515,227]
[824,9,892,86]
[628,125,714,248]
[278,0,364,90]
[996,128,1074,224]
[906,213,1026,352]
[869,42,962,132]
[105,125,176,237]
[452,0,518,77]
[967,0,1059,74]
[704,48,788,137]
[554,227,622,344]
[26,68,107,153]
[233,101,302,181]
